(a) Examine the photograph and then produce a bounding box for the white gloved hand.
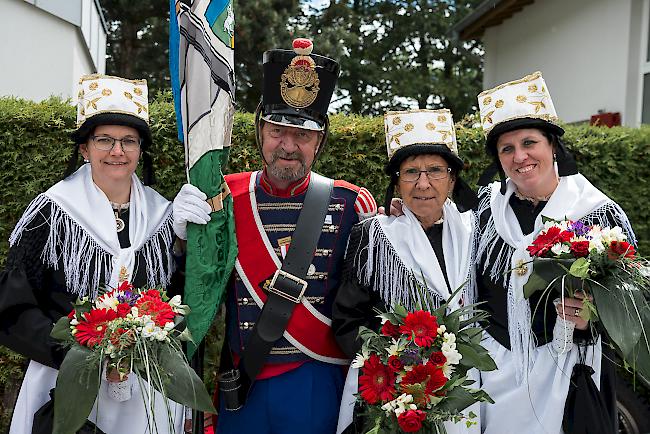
[172,184,212,240]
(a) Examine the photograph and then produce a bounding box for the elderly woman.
[0,75,185,433]
[332,109,479,434]
[474,72,635,434]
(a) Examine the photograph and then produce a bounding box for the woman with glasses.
[0,75,185,433]
[474,72,635,434]
[332,109,479,434]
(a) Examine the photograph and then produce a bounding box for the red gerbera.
[75,308,118,348]
[527,226,573,257]
[117,281,134,292]
[399,310,439,347]
[135,294,175,327]
[358,354,396,404]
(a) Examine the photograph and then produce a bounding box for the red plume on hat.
[292,38,313,55]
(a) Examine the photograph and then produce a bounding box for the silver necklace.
[110,201,130,233]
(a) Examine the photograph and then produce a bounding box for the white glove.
[172,184,212,240]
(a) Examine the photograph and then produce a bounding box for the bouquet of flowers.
[353,298,495,434]
[50,281,214,434]
[523,218,650,378]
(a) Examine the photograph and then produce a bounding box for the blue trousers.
[216,361,345,434]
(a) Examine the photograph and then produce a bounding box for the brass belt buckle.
[268,269,307,303]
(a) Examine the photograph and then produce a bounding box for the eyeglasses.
[90,135,141,152]
[397,166,451,182]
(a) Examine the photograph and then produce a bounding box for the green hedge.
[1,94,649,428]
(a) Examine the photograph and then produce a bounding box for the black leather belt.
[237,172,333,403]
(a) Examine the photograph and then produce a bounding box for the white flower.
[381,393,417,416]
[442,341,462,365]
[601,226,626,244]
[141,321,157,339]
[588,231,606,252]
[550,243,570,255]
[442,363,455,378]
[153,329,168,341]
[95,295,120,311]
[443,332,456,344]
[351,351,369,369]
[164,322,175,331]
[70,318,79,326]
[437,325,447,335]
[386,338,404,357]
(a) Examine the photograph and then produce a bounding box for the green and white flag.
[170,0,237,357]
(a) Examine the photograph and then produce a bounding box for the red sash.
[226,171,348,364]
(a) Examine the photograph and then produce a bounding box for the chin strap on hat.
[555,137,578,176]
[477,160,508,194]
[254,100,330,166]
[142,150,155,186]
[383,174,398,212]
[452,177,479,212]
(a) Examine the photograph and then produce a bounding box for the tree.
[307,0,484,117]
[102,0,171,95]
[102,0,302,110]
[233,0,302,112]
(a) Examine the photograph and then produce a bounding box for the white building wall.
[0,0,105,101]
[482,0,637,125]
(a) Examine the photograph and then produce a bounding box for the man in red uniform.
[173,38,376,434]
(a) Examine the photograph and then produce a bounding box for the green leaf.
[569,257,590,279]
[53,346,100,434]
[435,385,476,413]
[392,304,408,318]
[456,343,497,371]
[590,276,644,358]
[154,344,215,412]
[50,317,72,341]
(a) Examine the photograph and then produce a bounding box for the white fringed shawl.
[353,200,476,312]
[9,164,174,299]
[476,174,636,384]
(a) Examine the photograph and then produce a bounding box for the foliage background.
[1,95,649,428]
[101,0,484,116]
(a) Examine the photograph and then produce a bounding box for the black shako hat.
[260,38,340,131]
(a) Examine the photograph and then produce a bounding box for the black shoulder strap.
[237,173,333,401]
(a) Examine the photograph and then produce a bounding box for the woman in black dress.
[474,71,635,434]
[0,74,185,433]
[332,109,479,434]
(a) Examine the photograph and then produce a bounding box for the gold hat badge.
[280,38,320,108]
